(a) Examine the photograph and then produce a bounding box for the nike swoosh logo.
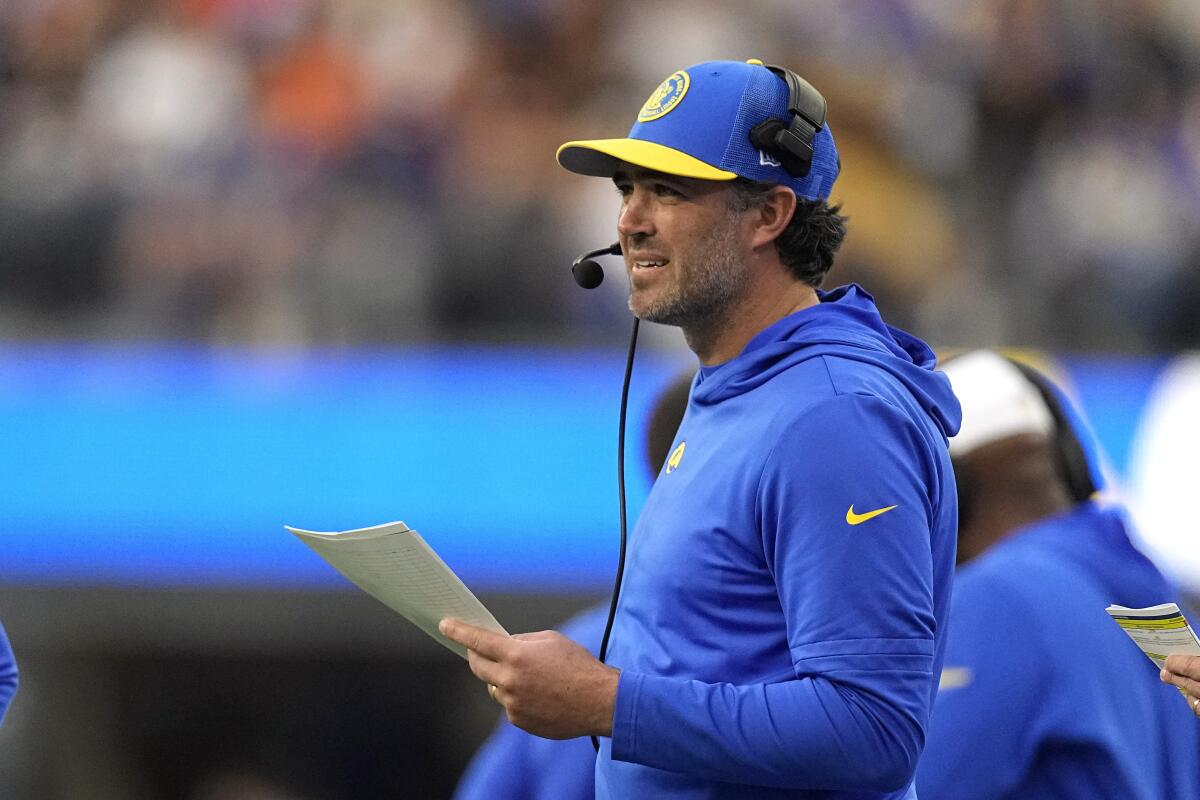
[845,504,898,525]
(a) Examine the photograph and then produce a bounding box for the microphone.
[571,242,622,289]
[569,239,634,753]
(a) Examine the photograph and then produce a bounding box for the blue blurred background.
[2,0,1199,797]
[0,345,1177,590]
[0,342,694,590]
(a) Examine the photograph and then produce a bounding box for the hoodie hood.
[693,284,962,439]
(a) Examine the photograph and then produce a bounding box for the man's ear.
[748,186,797,251]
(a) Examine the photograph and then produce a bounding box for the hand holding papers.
[286,521,507,659]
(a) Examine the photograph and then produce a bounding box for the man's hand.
[439,617,620,739]
[1162,654,1200,717]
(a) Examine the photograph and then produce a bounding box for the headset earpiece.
[1007,360,1098,504]
[749,64,828,179]
[749,118,814,178]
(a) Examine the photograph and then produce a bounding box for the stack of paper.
[286,521,507,659]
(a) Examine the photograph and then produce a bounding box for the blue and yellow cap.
[557,59,840,201]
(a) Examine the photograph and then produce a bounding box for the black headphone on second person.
[748,64,829,179]
[1006,360,1097,504]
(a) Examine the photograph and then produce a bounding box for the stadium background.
[2,0,1199,797]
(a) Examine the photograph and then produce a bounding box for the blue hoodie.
[597,285,962,799]
[917,504,1200,799]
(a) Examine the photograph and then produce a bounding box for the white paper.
[286,521,507,659]
[1106,602,1200,672]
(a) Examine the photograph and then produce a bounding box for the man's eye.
[655,184,682,197]
[614,184,633,196]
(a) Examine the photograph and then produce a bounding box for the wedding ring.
[488,683,498,702]
[1192,696,1199,716]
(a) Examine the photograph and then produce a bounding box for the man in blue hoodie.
[440,59,961,799]
[916,350,1200,799]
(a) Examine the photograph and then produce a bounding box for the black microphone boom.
[569,239,634,753]
[571,242,622,289]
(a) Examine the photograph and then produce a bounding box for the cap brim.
[556,138,737,181]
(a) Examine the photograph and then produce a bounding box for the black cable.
[592,316,639,753]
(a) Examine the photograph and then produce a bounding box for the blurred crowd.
[1,0,1199,351]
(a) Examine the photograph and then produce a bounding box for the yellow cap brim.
[556,138,737,181]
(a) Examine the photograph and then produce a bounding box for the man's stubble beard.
[627,210,750,334]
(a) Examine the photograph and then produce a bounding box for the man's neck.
[956,495,1074,567]
[954,438,1076,567]
[684,280,820,366]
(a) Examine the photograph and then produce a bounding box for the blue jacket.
[917,503,1200,799]
[598,285,961,798]
[0,621,16,727]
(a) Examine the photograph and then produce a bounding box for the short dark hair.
[728,178,847,287]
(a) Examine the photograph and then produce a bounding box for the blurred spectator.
[0,0,1198,351]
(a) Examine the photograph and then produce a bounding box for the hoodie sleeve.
[610,393,944,791]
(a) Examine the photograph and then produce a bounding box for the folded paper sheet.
[287,521,507,658]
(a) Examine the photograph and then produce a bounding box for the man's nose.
[617,190,655,238]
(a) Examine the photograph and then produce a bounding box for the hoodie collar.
[693,283,960,439]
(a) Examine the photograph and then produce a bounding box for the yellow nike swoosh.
[845,504,898,525]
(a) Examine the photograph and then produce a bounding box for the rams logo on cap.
[638,71,689,122]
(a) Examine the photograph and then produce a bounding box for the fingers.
[441,618,518,690]
[465,646,503,686]
[1162,665,1200,700]
[443,624,618,738]
[440,618,512,661]
[1165,654,1200,680]
[511,630,560,643]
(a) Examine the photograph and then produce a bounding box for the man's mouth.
[632,259,669,271]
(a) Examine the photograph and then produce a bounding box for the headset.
[748,64,829,179]
[1007,359,1097,504]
